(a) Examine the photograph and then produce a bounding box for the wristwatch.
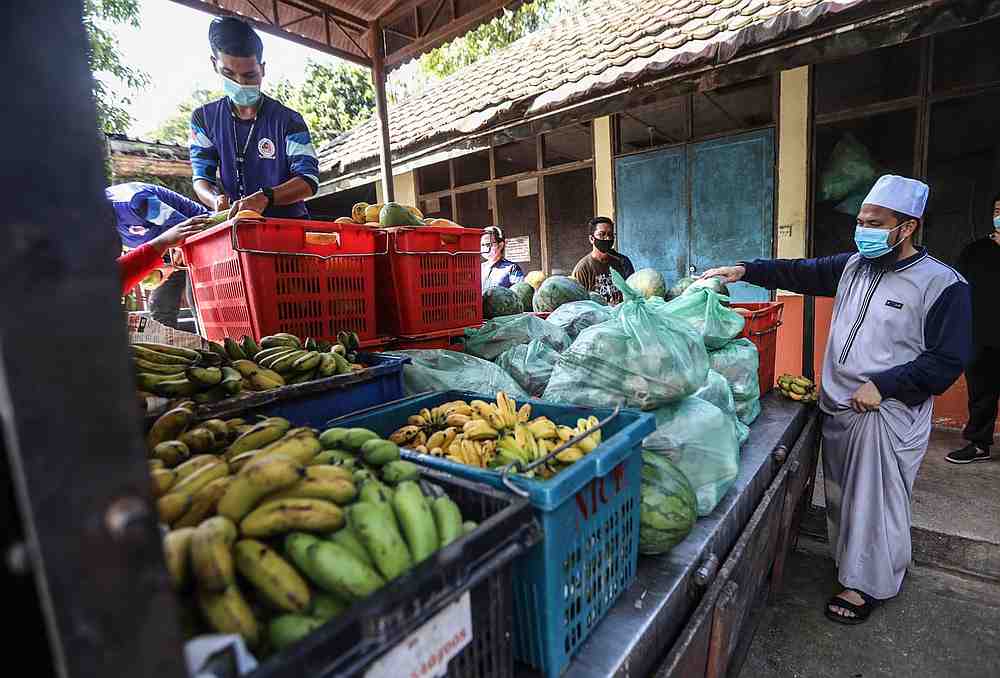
[261,186,274,211]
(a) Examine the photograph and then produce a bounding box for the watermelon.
[532,275,588,313]
[626,268,667,299]
[524,270,547,290]
[510,282,535,312]
[668,276,696,300]
[684,276,730,298]
[483,286,522,319]
[640,452,697,554]
[379,202,423,227]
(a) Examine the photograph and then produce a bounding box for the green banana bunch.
[284,532,385,601]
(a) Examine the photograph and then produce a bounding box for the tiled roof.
[106,133,190,159]
[319,0,864,180]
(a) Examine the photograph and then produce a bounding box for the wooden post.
[0,2,187,676]
[369,20,394,203]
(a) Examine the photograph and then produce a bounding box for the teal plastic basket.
[328,390,655,677]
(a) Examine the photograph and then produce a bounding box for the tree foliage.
[148,89,223,145]
[84,0,149,133]
[270,62,375,147]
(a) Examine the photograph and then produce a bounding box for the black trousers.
[963,345,1000,448]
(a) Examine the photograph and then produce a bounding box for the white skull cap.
[862,175,929,219]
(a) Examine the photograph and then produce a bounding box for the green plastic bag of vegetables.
[387,350,530,399]
[494,339,560,397]
[735,397,762,426]
[709,338,760,402]
[694,369,750,444]
[543,270,708,410]
[645,397,741,517]
[657,288,745,350]
[463,313,572,361]
[545,300,614,340]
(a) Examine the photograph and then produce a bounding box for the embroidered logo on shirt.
[127,225,148,236]
[258,138,276,159]
[885,299,904,309]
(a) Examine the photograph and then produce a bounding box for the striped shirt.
[106,182,207,248]
[190,94,318,218]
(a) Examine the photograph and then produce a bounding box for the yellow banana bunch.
[463,419,499,441]
[495,392,519,429]
[573,416,602,454]
[470,400,496,421]
[526,417,558,440]
[518,403,532,423]
[445,413,472,428]
[513,424,540,462]
[389,425,422,446]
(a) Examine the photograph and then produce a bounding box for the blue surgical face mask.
[854,222,907,259]
[993,215,1000,231]
[221,74,261,107]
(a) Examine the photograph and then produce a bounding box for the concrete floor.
[743,543,1000,678]
[912,430,1000,545]
[810,428,1000,578]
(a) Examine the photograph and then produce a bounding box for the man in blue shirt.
[190,18,319,219]
[481,226,525,291]
[107,182,208,328]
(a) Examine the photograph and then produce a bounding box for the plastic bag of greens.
[709,338,760,402]
[735,396,761,426]
[464,313,572,361]
[818,133,882,203]
[694,370,750,444]
[494,339,560,397]
[545,300,614,340]
[657,288,745,350]
[386,350,530,399]
[644,397,740,516]
[543,270,709,410]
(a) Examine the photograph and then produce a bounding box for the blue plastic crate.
[149,353,410,426]
[328,390,655,677]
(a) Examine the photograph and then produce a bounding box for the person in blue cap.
[189,17,319,219]
[701,175,972,625]
[107,182,209,327]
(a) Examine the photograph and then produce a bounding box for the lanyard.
[232,113,256,199]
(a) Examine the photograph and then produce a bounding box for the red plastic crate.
[732,301,784,394]
[375,226,484,336]
[180,217,378,342]
[392,326,478,351]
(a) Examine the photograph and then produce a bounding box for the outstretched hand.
[698,265,746,284]
[149,215,212,252]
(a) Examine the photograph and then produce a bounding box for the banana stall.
[0,2,821,678]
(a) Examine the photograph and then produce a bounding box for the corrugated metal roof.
[318,0,866,181]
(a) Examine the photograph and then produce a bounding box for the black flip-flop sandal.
[825,590,881,625]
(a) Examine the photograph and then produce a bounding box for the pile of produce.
[626,268,667,299]
[133,332,365,408]
[389,392,603,479]
[639,452,697,555]
[777,374,817,403]
[510,281,535,312]
[482,286,523,319]
[532,275,588,313]
[524,270,547,290]
[336,201,460,229]
[543,271,709,410]
[708,338,761,425]
[149,407,477,655]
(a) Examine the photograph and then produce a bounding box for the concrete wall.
[773,67,811,381]
[593,116,615,220]
[375,171,418,207]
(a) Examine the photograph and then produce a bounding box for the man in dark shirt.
[190,18,319,218]
[947,192,1000,464]
[571,217,635,304]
